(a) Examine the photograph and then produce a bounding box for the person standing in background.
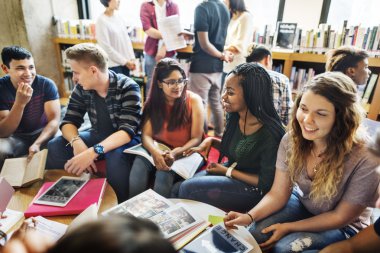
[188,0,232,138]
[223,0,253,88]
[140,0,179,95]
[96,0,136,76]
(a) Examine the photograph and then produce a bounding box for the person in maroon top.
[140,0,179,94]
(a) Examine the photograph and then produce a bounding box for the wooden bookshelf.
[52,38,380,120]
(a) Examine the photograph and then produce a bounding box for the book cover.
[0,149,48,187]
[362,73,379,105]
[274,23,297,50]
[24,178,106,218]
[0,177,14,213]
[180,224,253,253]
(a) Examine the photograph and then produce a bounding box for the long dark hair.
[143,58,189,134]
[229,0,247,15]
[220,63,285,159]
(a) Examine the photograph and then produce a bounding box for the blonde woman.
[224,72,380,252]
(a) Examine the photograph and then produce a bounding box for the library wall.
[0,0,29,76]
[282,0,323,30]
[0,0,78,85]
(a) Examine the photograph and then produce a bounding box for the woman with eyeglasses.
[129,58,204,198]
[174,63,285,212]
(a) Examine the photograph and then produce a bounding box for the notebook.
[24,178,106,218]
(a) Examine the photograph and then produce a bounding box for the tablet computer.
[33,176,89,207]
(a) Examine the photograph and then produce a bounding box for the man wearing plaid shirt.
[46,43,142,202]
[246,45,293,125]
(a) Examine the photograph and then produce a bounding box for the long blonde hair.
[288,72,366,203]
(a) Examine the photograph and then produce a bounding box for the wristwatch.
[93,144,105,156]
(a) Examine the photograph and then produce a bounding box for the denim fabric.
[46,130,140,203]
[109,65,130,77]
[175,170,263,212]
[144,53,156,96]
[249,192,357,253]
[129,155,181,198]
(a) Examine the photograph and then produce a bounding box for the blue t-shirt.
[190,0,230,73]
[0,75,59,134]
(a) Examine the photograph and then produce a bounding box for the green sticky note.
[208,215,224,225]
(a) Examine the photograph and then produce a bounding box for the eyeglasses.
[161,78,188,87]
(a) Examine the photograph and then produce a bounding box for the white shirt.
[96,13,135,67]
[223,12,254,73]
[153,0,167,22]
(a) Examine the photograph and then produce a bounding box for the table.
[172,199,262,253]
[7,170,117,226]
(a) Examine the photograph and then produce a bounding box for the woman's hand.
[224,211,253,230]
[183,138,212,157]
[152,151,170,171]
[163,151,175,167]
[259,223,292,251]
[206,163,227,175]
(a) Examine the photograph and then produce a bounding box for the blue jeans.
[249,192,357,253]
[109,65,130,77]
[129,155,181,198]
[46,130,140,203]
[144,53,156,96]
[175,170,264,212]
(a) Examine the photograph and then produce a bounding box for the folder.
[24,178,107,218]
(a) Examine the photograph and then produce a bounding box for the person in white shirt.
[96,0,136,76]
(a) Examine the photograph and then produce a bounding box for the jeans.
[129,155,181,198]
[144,53,156,96]
[175,170,264,212]
[109,65,130,77]
[249,192,357,253]
[46,130,140,203]
[188,72,224,136]
[0,131,46,167]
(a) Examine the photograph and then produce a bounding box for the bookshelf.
[52,38,380,120]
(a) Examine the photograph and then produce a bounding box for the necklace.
[311,148,324,173]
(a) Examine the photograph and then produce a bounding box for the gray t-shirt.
[276,133,380,231]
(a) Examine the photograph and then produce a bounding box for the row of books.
[289,67,316,91]
[55,19,96,40]
[255,21,380,57]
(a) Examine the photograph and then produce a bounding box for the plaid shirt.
[267,70,293,125]
[61,71,142,138]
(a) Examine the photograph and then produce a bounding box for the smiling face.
[221,74,247,113]
[2,58,36,88]
[296,90,336,146]
[158,70,186,102]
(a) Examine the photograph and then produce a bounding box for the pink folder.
[0,177,15,213]
[24,178,107,218]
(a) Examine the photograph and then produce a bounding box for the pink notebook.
[24,178,107,218]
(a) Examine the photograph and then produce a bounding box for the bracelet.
[246,212,254,223]
[66,135,81,147]
[225,162,237,178]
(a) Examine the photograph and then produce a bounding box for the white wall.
[282,0,323,30]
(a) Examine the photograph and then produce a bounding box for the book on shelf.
[124,143,204,180]
[273,22,297,51]
[0,149,48,188]
[362,73,379,105]
[180,224,254,253]
[24,178,106,218]
[102,189,210,250]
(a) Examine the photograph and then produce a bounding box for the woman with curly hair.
[224,72,380,252]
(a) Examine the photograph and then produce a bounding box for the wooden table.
[7,170,117,225]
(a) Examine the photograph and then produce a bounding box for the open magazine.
[102,189,209,249]
[124,143,204,179]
